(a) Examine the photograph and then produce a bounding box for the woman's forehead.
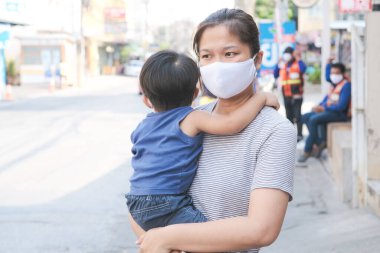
[199,25,244,51]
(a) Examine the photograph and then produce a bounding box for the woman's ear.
[142,95,153,109]
[193,87,200,101]
[255,50,264,70]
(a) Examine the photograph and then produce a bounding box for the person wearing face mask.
[130,9,296,253]
[126,50,280,232]
[274,46,307,142]
[298,61,351,163]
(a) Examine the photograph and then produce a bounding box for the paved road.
[0,76,145,253]
[1,77,380,253]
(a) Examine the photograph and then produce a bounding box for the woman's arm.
[138,121,296,252]
[181,92,279,136]
[138,189,289,253]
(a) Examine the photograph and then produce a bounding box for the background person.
[274,46,307,142]
[298,61,351,163]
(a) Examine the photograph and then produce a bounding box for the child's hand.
[264,92,280,110]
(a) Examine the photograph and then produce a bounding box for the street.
[0,76,145,253]
[1,76,380,253]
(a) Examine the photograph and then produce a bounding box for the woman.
[132,8,296,253]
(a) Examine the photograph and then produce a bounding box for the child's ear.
[142,95,153,109]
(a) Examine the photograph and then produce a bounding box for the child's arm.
[181,92,279,136]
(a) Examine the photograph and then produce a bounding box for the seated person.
[298,61,351,162]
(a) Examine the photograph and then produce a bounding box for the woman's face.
[198,25,262,68]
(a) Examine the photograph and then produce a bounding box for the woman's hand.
[263,92,280,110]
[137,228,180,253]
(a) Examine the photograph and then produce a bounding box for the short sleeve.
[251,121,297,201]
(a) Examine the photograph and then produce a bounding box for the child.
[126,50,279,231]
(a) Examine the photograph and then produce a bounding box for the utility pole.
[321,0,331,93]
[275,0,282,58]
[78,0,85,87]
[73,0,86,87]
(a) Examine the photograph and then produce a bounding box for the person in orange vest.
[298,61,351,163]
[274,47,307,142]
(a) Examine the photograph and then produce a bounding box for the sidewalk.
[263,152,380,253]
[263,83,380,252]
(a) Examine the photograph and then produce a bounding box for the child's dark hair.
[331,62,346,74]
[139,50,199,112]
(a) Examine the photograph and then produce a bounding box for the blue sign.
[0,29,10,97]
[259,21,296,73]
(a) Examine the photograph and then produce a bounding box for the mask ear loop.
[252,53,259,93]
[252,53,258,79]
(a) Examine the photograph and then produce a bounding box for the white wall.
[365,12,380,180]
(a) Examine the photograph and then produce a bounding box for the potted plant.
[6,60,20,86]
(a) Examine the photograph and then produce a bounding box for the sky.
[147,0,235,25]
[5,0,236,35]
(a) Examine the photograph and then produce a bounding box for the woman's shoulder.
[249,107,296,137]
[257,107,293,127]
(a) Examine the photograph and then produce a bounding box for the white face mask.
[283,53,292,62]
[330,74,343,84]
[200,56,257,99]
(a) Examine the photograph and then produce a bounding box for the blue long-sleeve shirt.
[319,81,351,113]
[325,63,332,83]
[273,60,307,79]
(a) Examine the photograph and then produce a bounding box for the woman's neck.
[214,86,254,115]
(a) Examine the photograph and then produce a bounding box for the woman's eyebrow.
[200,46,238,52]
[223,46,239,50]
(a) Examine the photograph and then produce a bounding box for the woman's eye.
[201,54,210,59]
[225,52,237,57]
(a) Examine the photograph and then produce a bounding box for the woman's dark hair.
[139,50,199,111]
[193,8,260,58]
[331,62,346,74]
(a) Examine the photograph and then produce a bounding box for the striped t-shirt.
[189,104,296,253]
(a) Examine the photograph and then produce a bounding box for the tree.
[254,0,297,21]
[255,0,275,19]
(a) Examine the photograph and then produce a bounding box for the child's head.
[139,50,199,112]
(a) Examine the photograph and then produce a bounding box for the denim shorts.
[126,194,207,231]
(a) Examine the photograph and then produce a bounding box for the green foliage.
[120,45,135,63]
[6,60,17,78]
[288,1,296,20]
[255,0,297,20]
[255,0,275,19]
[308,65,321,85]
[159,42,170,50]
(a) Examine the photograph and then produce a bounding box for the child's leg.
[126,194,173,231]
[166,195,207,225]
[126,194,207,231]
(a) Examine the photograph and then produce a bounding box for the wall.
[365,12,380,180]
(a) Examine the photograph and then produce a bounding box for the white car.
[124,60,144,77]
